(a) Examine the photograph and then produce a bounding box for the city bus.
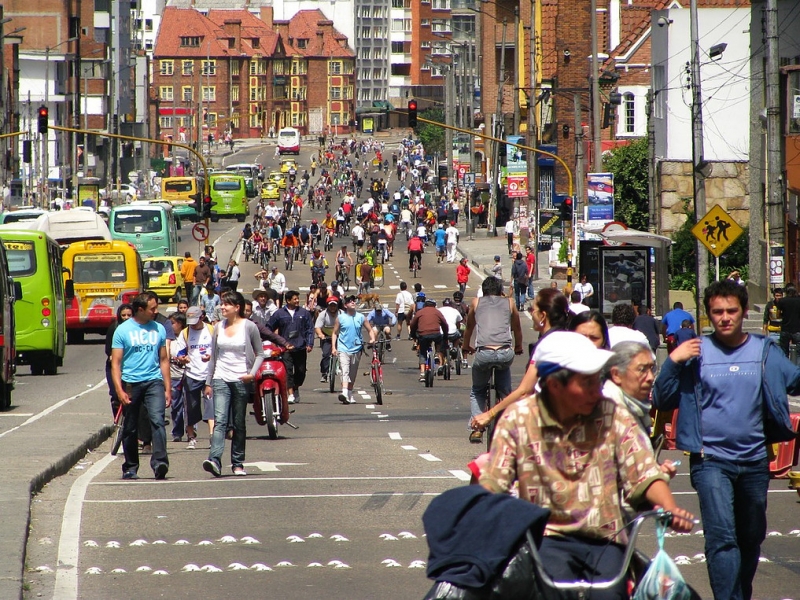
[160,176,204,222]
[61,240,145,344]
[277,127,301,155]
[109,202,181,258]
[208,173,248,222]
[0,228,65,375]
[0,240,17,410]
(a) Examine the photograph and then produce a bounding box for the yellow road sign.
[540,215,560,233]
[691,205,744,257]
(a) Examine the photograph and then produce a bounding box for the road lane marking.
[0,379,106,439]
[85,492,443,503]
[388,432,402,440]
[92,475,459,486]
[400,445,417,450]
[53,452,117,599]
[449,470,471,481]
[0,413,34,417]
[211,223,240,248]
[418,454,442,462]
[242,461,307,472]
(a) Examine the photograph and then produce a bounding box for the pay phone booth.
[579,241,652,317]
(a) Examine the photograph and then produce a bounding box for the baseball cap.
[186,306,203,325]
[494,255,501,261]
[327,296,339,305]
[442,298,452,307]
[532,332,613,378]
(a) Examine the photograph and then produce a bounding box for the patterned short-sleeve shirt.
[480,393,666,541]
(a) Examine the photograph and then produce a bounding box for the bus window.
[3,241,36,277]
[113,211,163,234]
[213,179,242,192]
[73,254,127,283]
[164,180,193,194]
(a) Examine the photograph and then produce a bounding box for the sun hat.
[252,289,269,300]
[532,331,613,378]
[186,306,203,325]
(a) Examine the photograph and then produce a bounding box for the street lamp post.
[43,36,77,206]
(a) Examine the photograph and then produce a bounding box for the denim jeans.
[208,379,249,470]
[170,377,185,439]
[469,347,514,426]
[527,278,535,299]
[689,454,770,600]
[121,379,168,476]
[513,281,527,309]
[319,337,332,377]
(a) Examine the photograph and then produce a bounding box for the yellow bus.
[160,176,204,222]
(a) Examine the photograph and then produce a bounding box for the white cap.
[532,331,613,377]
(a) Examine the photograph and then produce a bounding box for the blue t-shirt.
[699,334,766,461]
[368,308,397,328]
[662,308,694,336]
[434,229,447,248]
[112,318,167,383]
[336,312,366,354]
[673,327,696,345]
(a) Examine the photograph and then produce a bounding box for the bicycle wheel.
[443,360,451,381]
[455,347,462,376]
[110,407,125,456]
[373,377,384,405]
[377,338,385,364]
[329,355,338,393]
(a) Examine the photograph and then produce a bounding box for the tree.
[602,138,649,230]
[417,107,445,157]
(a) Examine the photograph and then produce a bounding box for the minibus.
[208,173,248,222]
[109,202,181,258]
[160,176,204,222]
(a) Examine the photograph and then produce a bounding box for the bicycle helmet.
[453,291,464,300]
[312,219,318,224]
[424,298,437,307]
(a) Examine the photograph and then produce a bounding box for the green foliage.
[417,108,445,156]
[558,240,568,263]
[602,138,650,230]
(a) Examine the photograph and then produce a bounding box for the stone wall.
[657,160,749,237]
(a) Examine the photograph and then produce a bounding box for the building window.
[207,113,217,127]
[202,86,216,102]
[391,42,404,54]
[180,36,201,47]
[421,41,431,49]
[202,60,216,76]
[182,86,193,102]
[145,19,153,32]
[624,93,635,134]
[159,116,173,129]
[329,61,342,75]
[227,38,235,49]
[432,0,450,8]
[330,87,342,99]
[182,61,193,76]
[160,60,174,76]
[231,86,240,102]
[297,39,308,49]
[252,38,260,49]
[431,19,450,33]
[421,19,430,27]
[159,86,173,101]
[231,61,240,76]
[452,15,475,36]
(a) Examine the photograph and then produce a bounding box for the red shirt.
[407,237,424,252]
[457,264,471,284]
[525,252,536,275]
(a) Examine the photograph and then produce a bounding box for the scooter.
[251,341,297,439]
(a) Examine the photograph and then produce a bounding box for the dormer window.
[180,36,201,47]
[297,39,308,49]
[252,38,260,48]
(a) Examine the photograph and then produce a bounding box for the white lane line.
[0,413,34,417]
[434,285,447,289]
[377,415,389,419]
[364,404,376,409]
[93,475,457,486]
[53,452,117,599]
[0,379,106,440]
[211,223,240,248]
[449,470,472,482]
[418,454,442,462]
[389,285,400,290]
[86,492,443,504]
[388,432,402,440]
[400,445,417,450]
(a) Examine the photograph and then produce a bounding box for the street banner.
[587,172,614,221]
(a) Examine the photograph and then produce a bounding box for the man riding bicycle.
[335,245,352,281]
[407,234,424,271]
[410,298,448,382]
[310,248,327,284]
[366,304,397,352]
[281,229,300,257]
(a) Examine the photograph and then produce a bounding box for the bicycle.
[484,366,504,452]
[368,342,384,405]
[423,342,435,388]
[284,246,295,271]
[378,242,389,265]
[337,264,351,291]
[301,244,311,264]
[328,352,339,394]
[110,402,125,456]
[441,338,452,381]
[411,254,420,279]
[243,239,253,263]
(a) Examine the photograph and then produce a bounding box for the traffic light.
[408,99,418,128]
[37,106,49,135]
[189,192,202,216]
[559,197,573,222]
[22,140,31,164]
[202,195,215,218]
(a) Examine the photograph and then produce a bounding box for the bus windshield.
[73,253,127,283]
[164,180,193,194]
[113,210,163,234]
[2,240,36,277]
[213,179,242,191]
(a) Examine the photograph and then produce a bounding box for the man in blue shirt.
[267,290,314,404]
[433,224,447,263]
[333,295,376,404]
[367,304,397,351]
[654,280,800,600]
[111,292,171,481]
[661,301,695,352]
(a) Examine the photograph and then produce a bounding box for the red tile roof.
[277,9,354,58]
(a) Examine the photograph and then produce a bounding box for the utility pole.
[445,62,454,181]
[765,0,783,285]
[690,0,709,324]
[647,89,667,316]
[590,0,602,171]
[488,18,508,236]
[573,93,584,280]
[512,5,520,134]
[527,0,539,275]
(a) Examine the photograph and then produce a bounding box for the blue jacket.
[266,306,314,351]
[652,334,799,453]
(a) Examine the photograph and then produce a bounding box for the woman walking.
[202,291,264,477]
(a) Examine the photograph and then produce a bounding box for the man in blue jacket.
[653,279,799,600]
[267,290,314,404]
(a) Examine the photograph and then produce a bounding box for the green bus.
[0,228,65,376]
[109,202,181,258]
[209,173,249,222]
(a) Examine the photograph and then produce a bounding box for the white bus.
[277,127,301,155]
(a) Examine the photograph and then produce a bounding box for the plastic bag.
[633,518,691,600]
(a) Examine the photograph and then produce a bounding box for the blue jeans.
[527,278,535,299]
[513,281,527,309]
[121,379,168,476]
[208,379,249,470]
[689,454,769,600]
[193,283,205,305]
[469,347,514,426]
[170,377,185,439]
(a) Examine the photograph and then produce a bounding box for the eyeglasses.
[632,363,658,377]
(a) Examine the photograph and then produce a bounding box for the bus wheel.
[31,362,44,376]
[0,386,10,410]
[210,216,220,223]
[237,215,246,222]
[43,356,58,376]
[67,330,84,345]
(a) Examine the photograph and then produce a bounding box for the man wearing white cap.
[366,304,397,352]
[480,331,695,593]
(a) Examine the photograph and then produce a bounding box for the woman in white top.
[202,291,264,477]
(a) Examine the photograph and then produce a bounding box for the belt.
[477,345,511,351]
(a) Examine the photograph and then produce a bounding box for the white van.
[25,210,112,247]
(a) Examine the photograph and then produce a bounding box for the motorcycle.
[251,341,296,439]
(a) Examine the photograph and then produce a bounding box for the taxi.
[268,172,287,189]
[142,256,185,303]
[261,182,281,200]
[279,159,298,174]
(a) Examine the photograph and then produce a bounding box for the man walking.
[444,221,459,263]
[776,284,800,358]
[180,251,197,303]
[332,294,376,404]
[111,292,171,480]
[394,281,414,340]
[267,290,314,404]
[193,256,212,305]
[653,280,800,600]
[510,252,529,310]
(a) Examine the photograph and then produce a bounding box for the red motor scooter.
[252,341,296,439]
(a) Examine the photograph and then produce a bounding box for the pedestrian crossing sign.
[691,204,744,257]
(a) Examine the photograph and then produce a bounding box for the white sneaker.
[287,394,296,404]
[347,395,356,404]
[338,393,349,405]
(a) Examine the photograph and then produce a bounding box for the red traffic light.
[408,100,417,111]
[408,100,418,128]
[564,197,572,206]
[38,106,48,118]
[37,105,49,135]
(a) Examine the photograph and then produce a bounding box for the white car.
[100,183,140,202]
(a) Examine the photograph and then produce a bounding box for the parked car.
[142,256,185,303]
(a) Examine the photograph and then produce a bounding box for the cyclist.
[416,221,429,245]
[309,219,321,246]
[367,304,397,351]
[410,298,448,383]
[281,228,300,261]
[310,248,328,284]
[335,245,353,282]
[376,228,390,262]
[452,291,470,320]
[438,297,464,372]
[322,212,337,235]
[351,221,365,250]
[407,234,424,272]
[433,223,447,263]
[314,296,340,383]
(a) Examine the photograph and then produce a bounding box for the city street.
[9,140,800,599]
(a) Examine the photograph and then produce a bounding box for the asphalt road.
[18,141,800,600]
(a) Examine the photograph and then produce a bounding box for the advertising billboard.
[587,172,614,221]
